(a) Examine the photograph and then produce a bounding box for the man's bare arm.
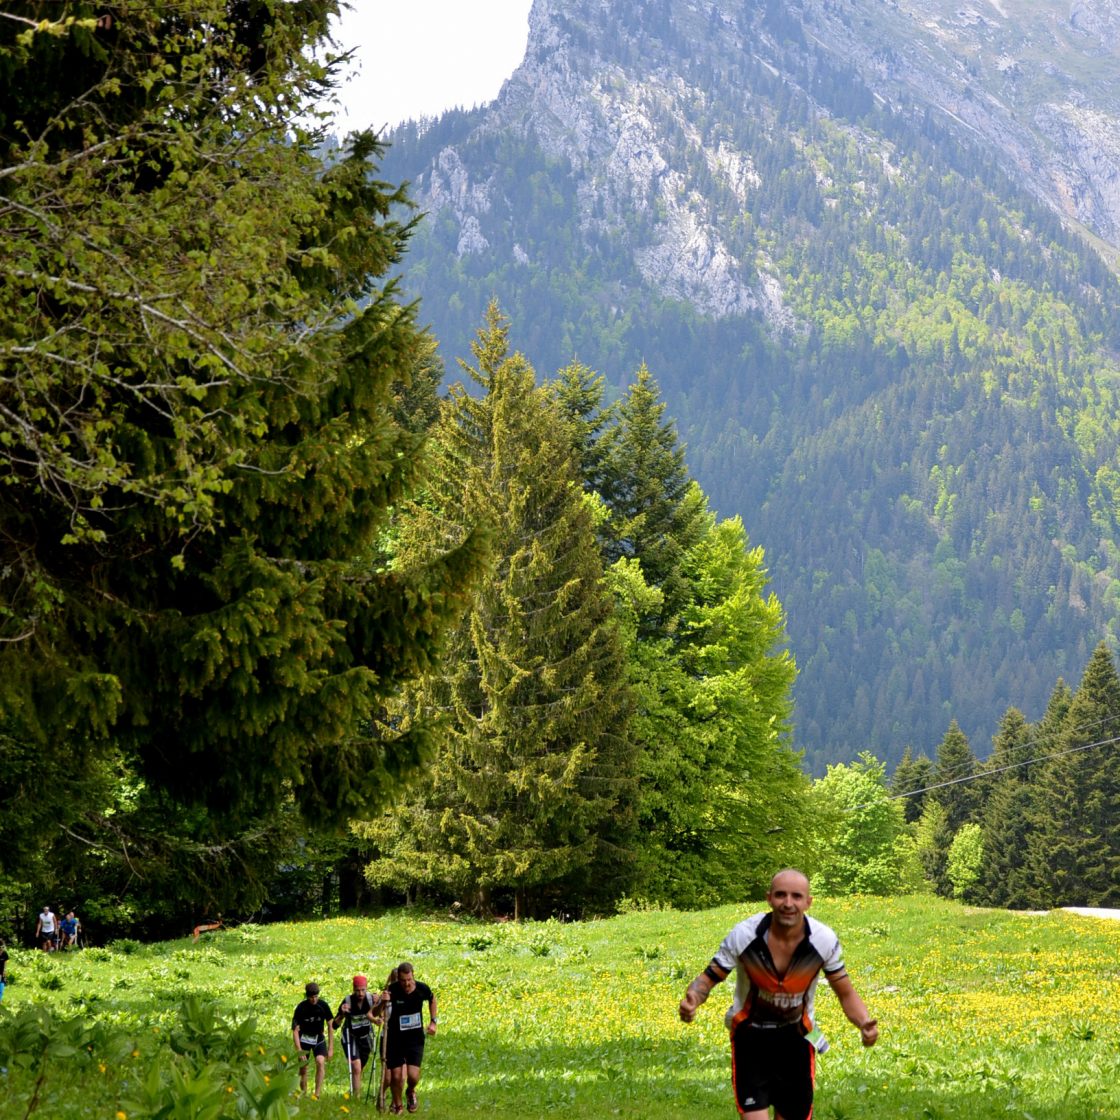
[679,962,729,1022]
[827,972,878,1046]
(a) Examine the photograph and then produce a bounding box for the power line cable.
[846,725,1120,815]
[876,732,1120,809]
[890,712,1120,792]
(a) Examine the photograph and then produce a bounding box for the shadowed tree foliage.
[0,2,484,926]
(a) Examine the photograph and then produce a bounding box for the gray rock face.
[793,0,1120,252]
[402,0,1120,324]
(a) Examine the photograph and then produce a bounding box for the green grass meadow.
[3,895,1120,1119]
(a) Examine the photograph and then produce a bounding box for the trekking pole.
[365,1022,380,1103]
[376,1018,388,1111]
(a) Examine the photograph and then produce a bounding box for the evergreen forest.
[379,0,1120,773]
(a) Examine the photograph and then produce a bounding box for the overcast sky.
[327,1,534,133]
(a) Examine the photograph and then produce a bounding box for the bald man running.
[679,869,878,1120]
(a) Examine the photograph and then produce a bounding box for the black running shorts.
[731,1023,814,1120]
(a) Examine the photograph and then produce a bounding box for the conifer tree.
[931,720,978,833]
[1031,642,1120,906]
[0,2,484,853]
[598,364,707,629]
[914,798,953,895]
[361,306,636,917]
[550,360,614,496]
[979,707,1035,907]
[890,746,934,823]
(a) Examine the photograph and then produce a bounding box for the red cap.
[353,974,368,988]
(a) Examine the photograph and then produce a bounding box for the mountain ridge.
[379,0,1120,770]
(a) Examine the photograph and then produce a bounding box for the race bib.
[398,1012,422,1031]
[299,1034,321,1047]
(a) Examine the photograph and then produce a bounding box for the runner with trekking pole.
[334,974,379,1099]
[368,967,398,1109]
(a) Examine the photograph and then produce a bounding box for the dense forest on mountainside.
[379,0,1120,770]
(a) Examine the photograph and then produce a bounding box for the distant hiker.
[291,981,334,1098]
[383,961,437,1114]
[59,910,80,950]
[333,974,378,1098]
[35,906,57,951]
[0,938,8,1001]
[678,868,878,1120]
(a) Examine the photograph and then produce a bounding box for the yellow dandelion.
[280,1054,288,1063]
[264,1075,270,1084]
[98,1064,106,1073]
[340,1108,350,1114]
[226,1086,234,1094]
[131,1050,139,1059]
[258,1045,265,1055]
[116,1112,127,1120]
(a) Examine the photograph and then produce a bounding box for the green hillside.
[379,0,1120,769]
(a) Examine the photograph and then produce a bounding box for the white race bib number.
[399,1012,422,1031]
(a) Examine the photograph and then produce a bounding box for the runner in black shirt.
[383,961,437,1114]
[291,982,334,1098]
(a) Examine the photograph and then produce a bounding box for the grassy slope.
[3,895,1120,1118]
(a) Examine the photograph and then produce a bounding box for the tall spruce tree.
[931,720,979,833]
[979,707,1036,908]
[598,363,707,629]
[1031,642,1120,906]
[550,360,614,497]
[0,2,484,906]
[890,746,934,823]
[361,306,636,917]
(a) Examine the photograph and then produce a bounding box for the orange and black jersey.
[712,912,846,1031]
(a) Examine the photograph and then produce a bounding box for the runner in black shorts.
[383,961,437,1114]
[291,982,334,1098]
[334,974,379,1098]
[679,869,878,1120]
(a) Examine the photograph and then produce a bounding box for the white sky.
[328,1,534,133]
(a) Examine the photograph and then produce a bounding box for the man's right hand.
[679,992,699,1023]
